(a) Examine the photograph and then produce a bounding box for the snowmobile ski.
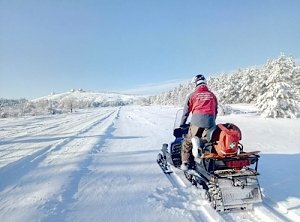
[157,153,173,174]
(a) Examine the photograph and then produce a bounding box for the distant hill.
[32,90,139,107]
[1,90,143,118]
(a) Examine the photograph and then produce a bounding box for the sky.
[1,0,300,99]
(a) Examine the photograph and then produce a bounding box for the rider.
[180,74,218,171]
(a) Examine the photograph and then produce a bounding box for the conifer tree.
[256,55,299,118]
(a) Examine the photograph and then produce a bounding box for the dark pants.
[181,125,207,162]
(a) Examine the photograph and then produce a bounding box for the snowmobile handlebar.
[173,123,190,138]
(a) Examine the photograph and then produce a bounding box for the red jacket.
[180,85,218,128]
[189,85,217,115]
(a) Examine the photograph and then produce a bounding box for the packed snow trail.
[0,109,116,168]
[1,105,300,222]
[62,106,195,222]
[0,108,120,222]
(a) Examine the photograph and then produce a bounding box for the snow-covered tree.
[293,66,300,99]
[59,97,75,112]
[149,54,300,118]
[256,55,299,118]
[239,68,258,103]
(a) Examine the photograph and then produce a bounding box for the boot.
[180,161,189,171]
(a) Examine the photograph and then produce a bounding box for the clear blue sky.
[1,0,300,99]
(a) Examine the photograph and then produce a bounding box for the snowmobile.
[157,111,262,211]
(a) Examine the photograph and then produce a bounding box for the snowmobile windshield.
[173,109,191,129]
[173,109,183,129]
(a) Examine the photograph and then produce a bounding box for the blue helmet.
[191,74,207,86]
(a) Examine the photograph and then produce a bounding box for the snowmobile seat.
[205,125,218,142]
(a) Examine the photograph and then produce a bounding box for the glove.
[180,124,189,131]
[180,124,186,128]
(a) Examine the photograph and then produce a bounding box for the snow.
[0,105,300,222]
[32,90,138,104]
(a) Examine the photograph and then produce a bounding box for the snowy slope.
[0,105,300,222]
[32,90,140,105]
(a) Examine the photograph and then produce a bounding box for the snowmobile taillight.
[226,159,251,170]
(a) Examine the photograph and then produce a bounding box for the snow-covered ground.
[0,105,299,222]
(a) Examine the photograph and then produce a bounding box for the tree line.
[148,54,300,118]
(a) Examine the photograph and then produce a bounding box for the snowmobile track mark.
[0,110,117,192]
[40,109,120,222]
